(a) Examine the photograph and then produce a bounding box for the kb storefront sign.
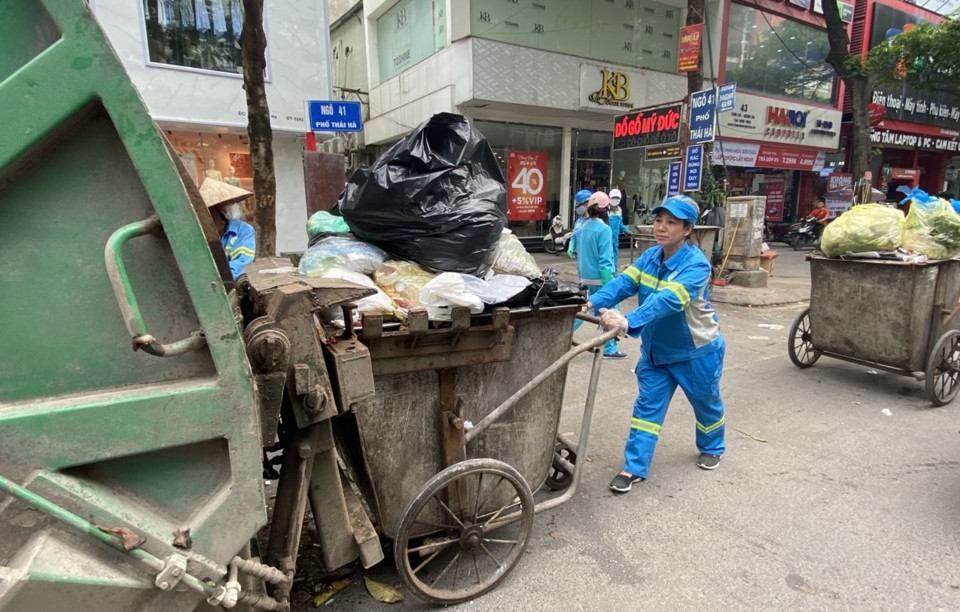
[612,103,683,150]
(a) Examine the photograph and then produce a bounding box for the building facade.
[855,0,960,201]
[352,0,724,238]
[93,0,335,254]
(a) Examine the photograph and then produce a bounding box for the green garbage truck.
[0,2,618,609]
[0,2,382,609]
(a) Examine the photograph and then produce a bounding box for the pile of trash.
[296,114,581,326]
[820,188,960,261]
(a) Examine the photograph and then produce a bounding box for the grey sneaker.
[697,453,721,470]
[609,472,644,493]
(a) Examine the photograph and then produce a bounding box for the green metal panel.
[0,1,266,609]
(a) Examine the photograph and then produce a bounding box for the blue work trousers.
[574,285,618,356]
[623,342,726,478]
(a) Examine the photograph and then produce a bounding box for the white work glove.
[598,308,629,337]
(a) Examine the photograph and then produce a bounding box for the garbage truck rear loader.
[0,2,379,610]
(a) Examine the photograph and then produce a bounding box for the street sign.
[307,100,362,132]
[689,88,716,144]
[683,145,703,192]
[718,82,736,113]
[667,161,682,197]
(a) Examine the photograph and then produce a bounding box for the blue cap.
[652,195,700,226]
[574,189,593,205]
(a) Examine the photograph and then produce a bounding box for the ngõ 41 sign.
[507,151,547,221]
[613,103,683,150]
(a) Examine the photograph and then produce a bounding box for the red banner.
[677,24,703,73]
[507,151,547,221]
[765,180,786,222]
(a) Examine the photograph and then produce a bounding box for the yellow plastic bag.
[373,260,436,310]
[820,204,904,258]
[901,198,960,260]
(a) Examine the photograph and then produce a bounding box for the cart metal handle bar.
[480,312,616,529]
[464,313,618,444]
[104,216,208,357]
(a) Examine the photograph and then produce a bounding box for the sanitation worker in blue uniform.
[575,191,625,359]
[607,188,631,267]
[200,178,256,279]
[586,195,726,493]
[566,189,593,258]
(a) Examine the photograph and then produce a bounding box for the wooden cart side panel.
[809,258,939,372]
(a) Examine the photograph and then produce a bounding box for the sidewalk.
[531,244,811,308]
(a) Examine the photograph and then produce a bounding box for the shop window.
[141,0,245,75]
[724,3,836,104]
[376,0,447,82]
[469,0,679,73]
[474,120,563,237]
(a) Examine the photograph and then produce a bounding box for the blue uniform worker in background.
[200,178,256,279]
[607,188,631,268]
[587,195,726,493]
[576,192,626,359]
[566,189,593,258]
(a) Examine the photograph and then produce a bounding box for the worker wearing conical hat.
[200,178,256,279]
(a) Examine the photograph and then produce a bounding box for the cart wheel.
[925,330,960,406]
[394,458,534,605]
[788,308,820,368]
[544,438,577,492]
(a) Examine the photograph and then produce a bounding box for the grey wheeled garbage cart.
[788,255,960,405]
[348,306,617,604]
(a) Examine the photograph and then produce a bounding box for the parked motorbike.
[633,204,656,225]
[543,214,572,255]
[782,216,823,251]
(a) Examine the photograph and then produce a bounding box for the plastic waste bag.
[338,113,507,277]
[315,267,403,325]
[306,210,350,241]
[420,273,485,321]
[901,197,960,260]
[373,260,436,310]
[492,230,541,278]
[298,235,387,277]
[419,273,531,320]
[501,268,587,310]
[820,204,904,258]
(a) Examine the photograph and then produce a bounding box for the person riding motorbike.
[808,199,829,239]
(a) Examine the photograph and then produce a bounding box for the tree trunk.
[821,0,872,181]
[240,0,276,256]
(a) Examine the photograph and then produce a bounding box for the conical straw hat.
[200,178,253,207]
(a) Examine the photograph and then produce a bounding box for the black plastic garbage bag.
[338,113,507,277]
[503,268,587,310]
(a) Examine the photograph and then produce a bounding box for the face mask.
[575,205,586,216]
[222,203,244,220]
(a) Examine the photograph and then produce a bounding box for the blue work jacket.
[222,219,256,279]
[590,242,721,364]
[575,218,615,286]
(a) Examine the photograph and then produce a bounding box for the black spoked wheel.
[543,437,577,492]
[395,459,535,605]
[925,330,960,406]
[788,307,820,368]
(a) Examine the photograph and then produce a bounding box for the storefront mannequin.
[205,158,223,182]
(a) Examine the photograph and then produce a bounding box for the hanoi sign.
[612,103,683,150]
[307,100,362,132]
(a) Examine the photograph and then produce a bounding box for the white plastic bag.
[492,230,541,278]
[420,273,485,321]
[316,267,403,325]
